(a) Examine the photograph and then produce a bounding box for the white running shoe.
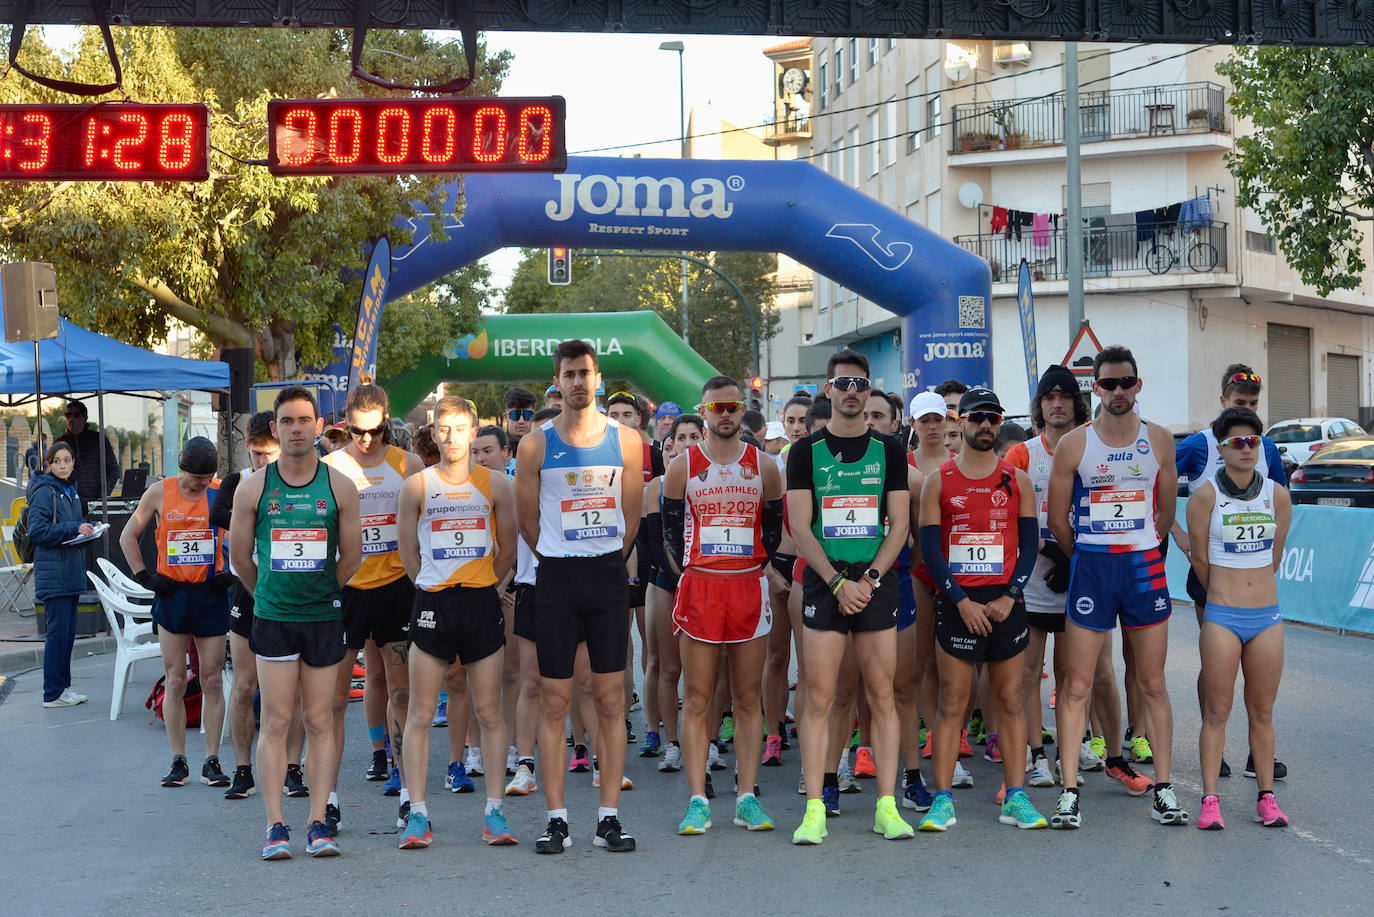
[952,761,974,789]
[707,743,726,771]
[465,746,485,776]
[1028,756,1056,788]
[658,744,684,772]
[43,687,88,708]
[506,746,519,777]
[504,763,537,796]
[1079,740,1106,772]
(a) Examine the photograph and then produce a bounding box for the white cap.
[909,391,948,420]
[764,420,787,440]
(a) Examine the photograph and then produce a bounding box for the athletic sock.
[823,772,839,790]
[547,808,568,822]
[328,791,339,807]
[1258,790,1273,801]
[1106,754,1128,770]
[519,757,535,769]
[411,801,428,817]
[691,794,709,805]
[905,768,922,786]
[1005,786,1025,799]
[399,788,410,805]
[485,798,502,815]
[1031,746,1046,761]
[1065,786,1080,796]
[438,691,448,704]
[736,792,755,804]
[598,806,618,821]
[368,724,385,743]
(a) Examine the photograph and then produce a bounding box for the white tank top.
[1188,429,1270,493]
[1204,477,1277,569]
[1072,422,1161,553]
[536,417,627,558]
[414,465,497,591]
[1021,434,1059,610]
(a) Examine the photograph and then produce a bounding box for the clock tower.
[763,39,812,148]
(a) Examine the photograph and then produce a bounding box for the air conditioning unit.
[993,41,1032,67]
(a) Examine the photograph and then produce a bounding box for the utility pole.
[1065,42,1085,336]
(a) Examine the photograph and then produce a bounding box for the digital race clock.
[266,97,566,176]
[0,104,210,181]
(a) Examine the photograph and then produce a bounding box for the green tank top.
[810,433,888,564]
[253,461,341,622]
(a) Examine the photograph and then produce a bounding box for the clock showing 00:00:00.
[0,104,210,181]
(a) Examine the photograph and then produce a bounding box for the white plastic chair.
[88,572,160,721]
[96,557,154,604]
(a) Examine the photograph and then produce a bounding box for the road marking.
[47,715,108,729]
[0,675,11,706]
[1293,829,1374,866]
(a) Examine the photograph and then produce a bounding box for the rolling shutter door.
[1327,353,1360,420]
[1266,323,1311,422]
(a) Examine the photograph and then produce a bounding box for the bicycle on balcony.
[1145,226,1218,274]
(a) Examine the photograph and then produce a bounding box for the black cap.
[178,436,218,475]
[1035,365,1079,401]
[958,387,1003,414]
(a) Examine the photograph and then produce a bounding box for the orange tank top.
[156,476,223,583]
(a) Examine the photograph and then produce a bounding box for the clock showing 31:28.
[0,103,210,182]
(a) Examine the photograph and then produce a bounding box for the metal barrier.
[954,220,1229,282]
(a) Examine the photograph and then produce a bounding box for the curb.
[0,635,117,677]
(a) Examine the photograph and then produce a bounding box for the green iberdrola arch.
[381,311,721,413]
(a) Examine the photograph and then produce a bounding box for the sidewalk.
[0,604,115,676]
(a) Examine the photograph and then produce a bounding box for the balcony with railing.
[764,110,812,145]
[949,82,1228,161]
[955,221,1229,284]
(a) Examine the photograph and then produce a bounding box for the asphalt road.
[2,615,1370,916]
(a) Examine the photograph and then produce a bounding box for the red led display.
[0,104,209,181]
[266,97,566,176]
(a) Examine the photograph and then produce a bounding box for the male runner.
[654,402,683,443]
[917,388,1046,830]
[543,385,563,410]
[231,386,361,858]
[397,396,519,848]
[323,384,424,831]
[122,436,232,788]
[663,376,784,835]
[1047,346,1186,828]
[934,380,969,456]
[607,390,654,738]
[516,340,644,853]
[787,350,913,844]
[503,387,537,476]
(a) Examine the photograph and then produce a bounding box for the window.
[887,38,897,51]
[926,190,942,235]
[818,57,828,111]
[883,99,897,166]
[848,39,858,84]
[906,79,921,152]
[925,63,942,138]
[868,112,881,176]
[834,43,844,98]
[1247,231,1276,253]
[869,38,879,68]
[848,127,860,184]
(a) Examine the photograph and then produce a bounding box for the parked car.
[1265,417,1364,468]
[1288,437,1374,507]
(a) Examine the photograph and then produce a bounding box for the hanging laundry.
[991,206,1008,235]
[1032,212,1050,249]
[1135,209,1156,243]
[1165,201,1182,224]
[1007,209,1023,240]
[1179,196,1213,232]
[1104,213,1135,260]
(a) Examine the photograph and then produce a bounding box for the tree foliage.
[1219,47,1374,294]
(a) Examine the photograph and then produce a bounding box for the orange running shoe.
[1106,761,1155,796]
[959,730,974,758]
[995,781,1007,805]
[922,731,933,759]
[854,747,877,778]
[352,663,366,679]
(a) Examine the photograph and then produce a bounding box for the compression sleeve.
[1010,516,1039,593]
[208,471,240,531]
[1263,438,1289,486]
[919,523,967,605]
[762,498,784,556]
[662,496,686,571]
[642,510,670,572]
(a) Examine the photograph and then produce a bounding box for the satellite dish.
[944,58,971,83]
[957,182,984,209]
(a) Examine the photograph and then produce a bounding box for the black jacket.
[56,427,120,506]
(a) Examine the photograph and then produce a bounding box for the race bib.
[1088,489,1148,532]
[1222,512,1275,554]
[167,528,214,565]
[948,532,1005,575]
[820,495,881,539]
[269,527,328,571]
[430,517,490,560]
[360,512,399,555]
[700,513,753,556]
[560,496,618,541]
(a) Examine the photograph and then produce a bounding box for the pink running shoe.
[761,734,783,767]
[983,734,1002,763]
[1255,793,1289,827]
[1198,795,1225,830]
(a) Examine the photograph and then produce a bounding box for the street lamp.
[660,39,690,346]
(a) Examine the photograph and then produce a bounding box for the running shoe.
[874,795,915,839]
[284,763,309,798]
[837,758,863,794]
[708,743,727,771]
[734,795,774,831]
[1198,795,1225,830]
[999,789,1048,829]
[201,756,230,788]
[399,810,433,849]
[984,734,1002,764]
[483,806,518,845]
[778,721,792,749]
[1088,736,1107,761]
[1128,734,1154,764]
[678,798,712,835]
[535,817,571,854]
[506,746,519,776]
[625,720,637,744]
[630,690,642,712]
[921,730,933,759]
[1273,759,1289,780]
[639,731,663,758]
[968,711,985,742]
[366,749,389,781]
[996,781,1006,805]
[821,784,841,817]
[465,747,485,776]
[1041,728,1056,746]
[397,801,411,829]
[1028,755,1055,788]
[658,744,684,772]
[1106,761,1154,796]
[1244,753,1288,780]
[306,819,340,857]
[162,756,189,787]
[262,822,292,860]
[761,734,783,767]
[382,765,401,796]
[1255,793,1289,828]
[1151,784,1189,825]
[594,815,636,852]
[854,747,877,778]
[1220,758,1232,778]
[918,792,956,831]
[791,799,827,845]
[952,761,974,789]
[1049,687,1056,709]
[325,803,341,835]
[959,730,974,758]
[1050,790,1081,829]
[797,775,806,796]
[850,724,861,749]
[568,744,590,773]
[590,757,634,790]
[225,765,256,799]
[1080,740,1106,772]
[446,760,475,793]
[431,701,448,727]
[718,714,735,744]
[505,763,537,796]
[43,687,87,707]
[901,773,934,812]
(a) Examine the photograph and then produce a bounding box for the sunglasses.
[699,400,745,414]
[961,411,1002,426]
[1227,372,1261,385]
[506,409,534,422]
[609,391,637,402]
[1096,376,1139,392]
[349,423,388,439]
[1219,434,1260,450]
[829,376,872,392]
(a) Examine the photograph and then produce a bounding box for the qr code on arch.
[958,296,985,329]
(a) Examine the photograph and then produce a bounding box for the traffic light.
[749,375,764,393]
[548,247,570,285]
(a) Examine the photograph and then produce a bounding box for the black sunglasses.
[349,423,387,439]
[1096,376,1139,392]
[829,376,872,393]
[961,411,1002,426]
[506,409,534,422]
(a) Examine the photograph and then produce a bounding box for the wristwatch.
[1004,583,1023,601]
[863,568,883,587]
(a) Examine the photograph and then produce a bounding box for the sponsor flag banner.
[1017,259,1038,401]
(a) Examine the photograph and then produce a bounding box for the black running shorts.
[513,583,537,642]
[934,584,1030,663]
[534,551,629,679]
[799,562,899,635]
[228,578,255,639]
[153,585,231,638]
[250,616,347,669]
[342,575,416,649]
[408,584,505,667]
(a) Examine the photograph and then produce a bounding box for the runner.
[1186,407,1291,830]
[663,376,784,835]
[606,391,653,749]
[121,436,233,789]
[787,349,914,845]
[1046,346,1186,828]
[323,384,425,832]
[543,385,563,410]
[230,385,361,859]
[916,387,1047,830]
[934,380,969,456]
[503,387,537,476]
[396,396,519,849]
[515,339,644,854]
[654,402,684,444]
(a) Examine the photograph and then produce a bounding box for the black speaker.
[219,347,254,414]
[1,261,59,343]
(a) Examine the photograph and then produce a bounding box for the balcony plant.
[1187,107,1209,129]
[992,107,1023,149]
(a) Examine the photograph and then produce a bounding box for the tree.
[0,27,506,376]
[1219,47,1374,294]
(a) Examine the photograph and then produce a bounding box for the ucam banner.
[1017,259,1038,404]
[347,236,389,393]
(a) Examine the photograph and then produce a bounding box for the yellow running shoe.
[791,798,828,845]
[873,795,915,839]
